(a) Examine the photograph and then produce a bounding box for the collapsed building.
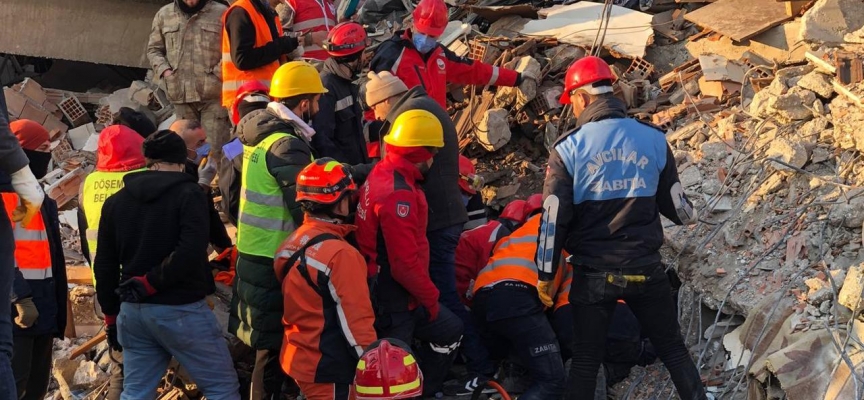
[3,0,864,399]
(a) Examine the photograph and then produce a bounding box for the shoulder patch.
[436,58,445,70]
[396,202,410,218]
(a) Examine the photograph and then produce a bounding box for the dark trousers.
[473,288,566,400]
[550,305,574,362]
[251,349,287,400]
[567,264,706,400]
[11,335,52,400]
[375,305,464,396]
[1,197,17,400]
[106,351,123,400]
[427,224,493,376]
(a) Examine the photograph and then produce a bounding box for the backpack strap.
[278,233,341,297]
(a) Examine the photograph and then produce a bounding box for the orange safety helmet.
[524,193,543,217]
[458,155,483,195]
[295,158,357,204]
[324,22,368,57]
[499,199,527,225]
[355,339,423,399]
[560,56,617,105]
[412,0,449,37]
[231,81,271,125]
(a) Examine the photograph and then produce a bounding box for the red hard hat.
[295,158,357,204]
[231,81,271,124]
[355,339,423,399]
[413,0,449,37]
[524,193,543,217]
[458,155,477,194]
[324,22,367,57]
[499,200,527,224]
[560,56,617,105]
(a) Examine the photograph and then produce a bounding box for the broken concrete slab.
[766,138,810,171]
[797,71,836,99]
[685,21,807,64]
[685,0,793,42]
[838,264,864,311]
[476,108,511,152]
[699,54,747,83]
[521,3,653,59]
[800,0,864,44]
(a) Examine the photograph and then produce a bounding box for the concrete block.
[476,108,511,152]
[797,71,835,98]
[800,0,864,44]
[838,264,864,311]
[766,137,810,171]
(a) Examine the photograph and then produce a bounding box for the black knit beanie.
[143,130,187,165]
[114,107,157,138]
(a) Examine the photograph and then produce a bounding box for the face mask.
[23,149,51,180]
[412,32,437,54]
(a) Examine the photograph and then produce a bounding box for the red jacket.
[370,30,520,108]
[355,152,440,317]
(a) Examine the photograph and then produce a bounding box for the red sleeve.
[441,46,518,87]
[379,190,440,311]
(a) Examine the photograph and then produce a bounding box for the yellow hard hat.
[384,110,445,148]
[269,61,328,99]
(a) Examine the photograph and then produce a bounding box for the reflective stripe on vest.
[555,262,573,310]
[2,193,52,280]
[222,0,285,107]
[237,132,312,258]
[81,169,144,268]
[287,0,335,61]
[473,216,542,292]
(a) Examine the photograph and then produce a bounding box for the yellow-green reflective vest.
[81,169,144,273]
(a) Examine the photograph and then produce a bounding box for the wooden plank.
[70,331,107,360]
[684,0,793,42]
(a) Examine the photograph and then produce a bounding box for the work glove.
[537,280,555,308]
[104,316,122,352]
[426,302,440,322]
[197,157,217,189]
[13,297,39,329]
[116,276,157,303]
[10,166,45,226]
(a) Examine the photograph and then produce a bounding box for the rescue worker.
[354,339,423,400]
[78,126,146,271]
[535,56,706,400]
[1,90,46,400]
[94,130,240,400]
[363,71,408,158]
[459,155,486,231]
[472,213,568,399]
[312,22,370,166]
[355,109,463,397]
[78,125,146,400]
[274,159,376,399]
[169,120,233,253]
[147,0,231,163]
[222,82,272,226]
[282,0,337,61]
[370,0,528,108]
[3,120,67,400]
[229,61,326,400]
[222,0,326,109]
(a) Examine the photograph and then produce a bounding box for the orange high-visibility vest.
[473,215,567,300]
[286,0,336,61]
[2,193,52,280]
[222,0,285,107]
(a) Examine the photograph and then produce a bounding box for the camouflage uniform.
[147,1,230,160]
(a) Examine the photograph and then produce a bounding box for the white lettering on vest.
[590,178,647,194]
[586,148,649,175]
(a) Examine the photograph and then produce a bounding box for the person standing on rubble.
[229,61,326,400]
[170,120,233,254]
[274,159,376,399]
[222,0,327,110]
[0,91,45,400]
[535,56,706,400]
[94,130,240,400]
[147,0,230,178]
[355,110,464,397]
[280,0,337,61]
[369,0,529,109]
[311,22,372,166]
[2,120,67,400]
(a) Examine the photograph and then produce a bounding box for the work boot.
[443,374,497,396]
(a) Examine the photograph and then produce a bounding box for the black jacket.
[225,0,299,71]
[94,171,214,317]
[184,160,233,250]
[2,175,68,338]
[540,97,685,279]
[381,86,467,232]
[312,64,369,166]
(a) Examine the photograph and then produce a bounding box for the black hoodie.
[94,171,213,317]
